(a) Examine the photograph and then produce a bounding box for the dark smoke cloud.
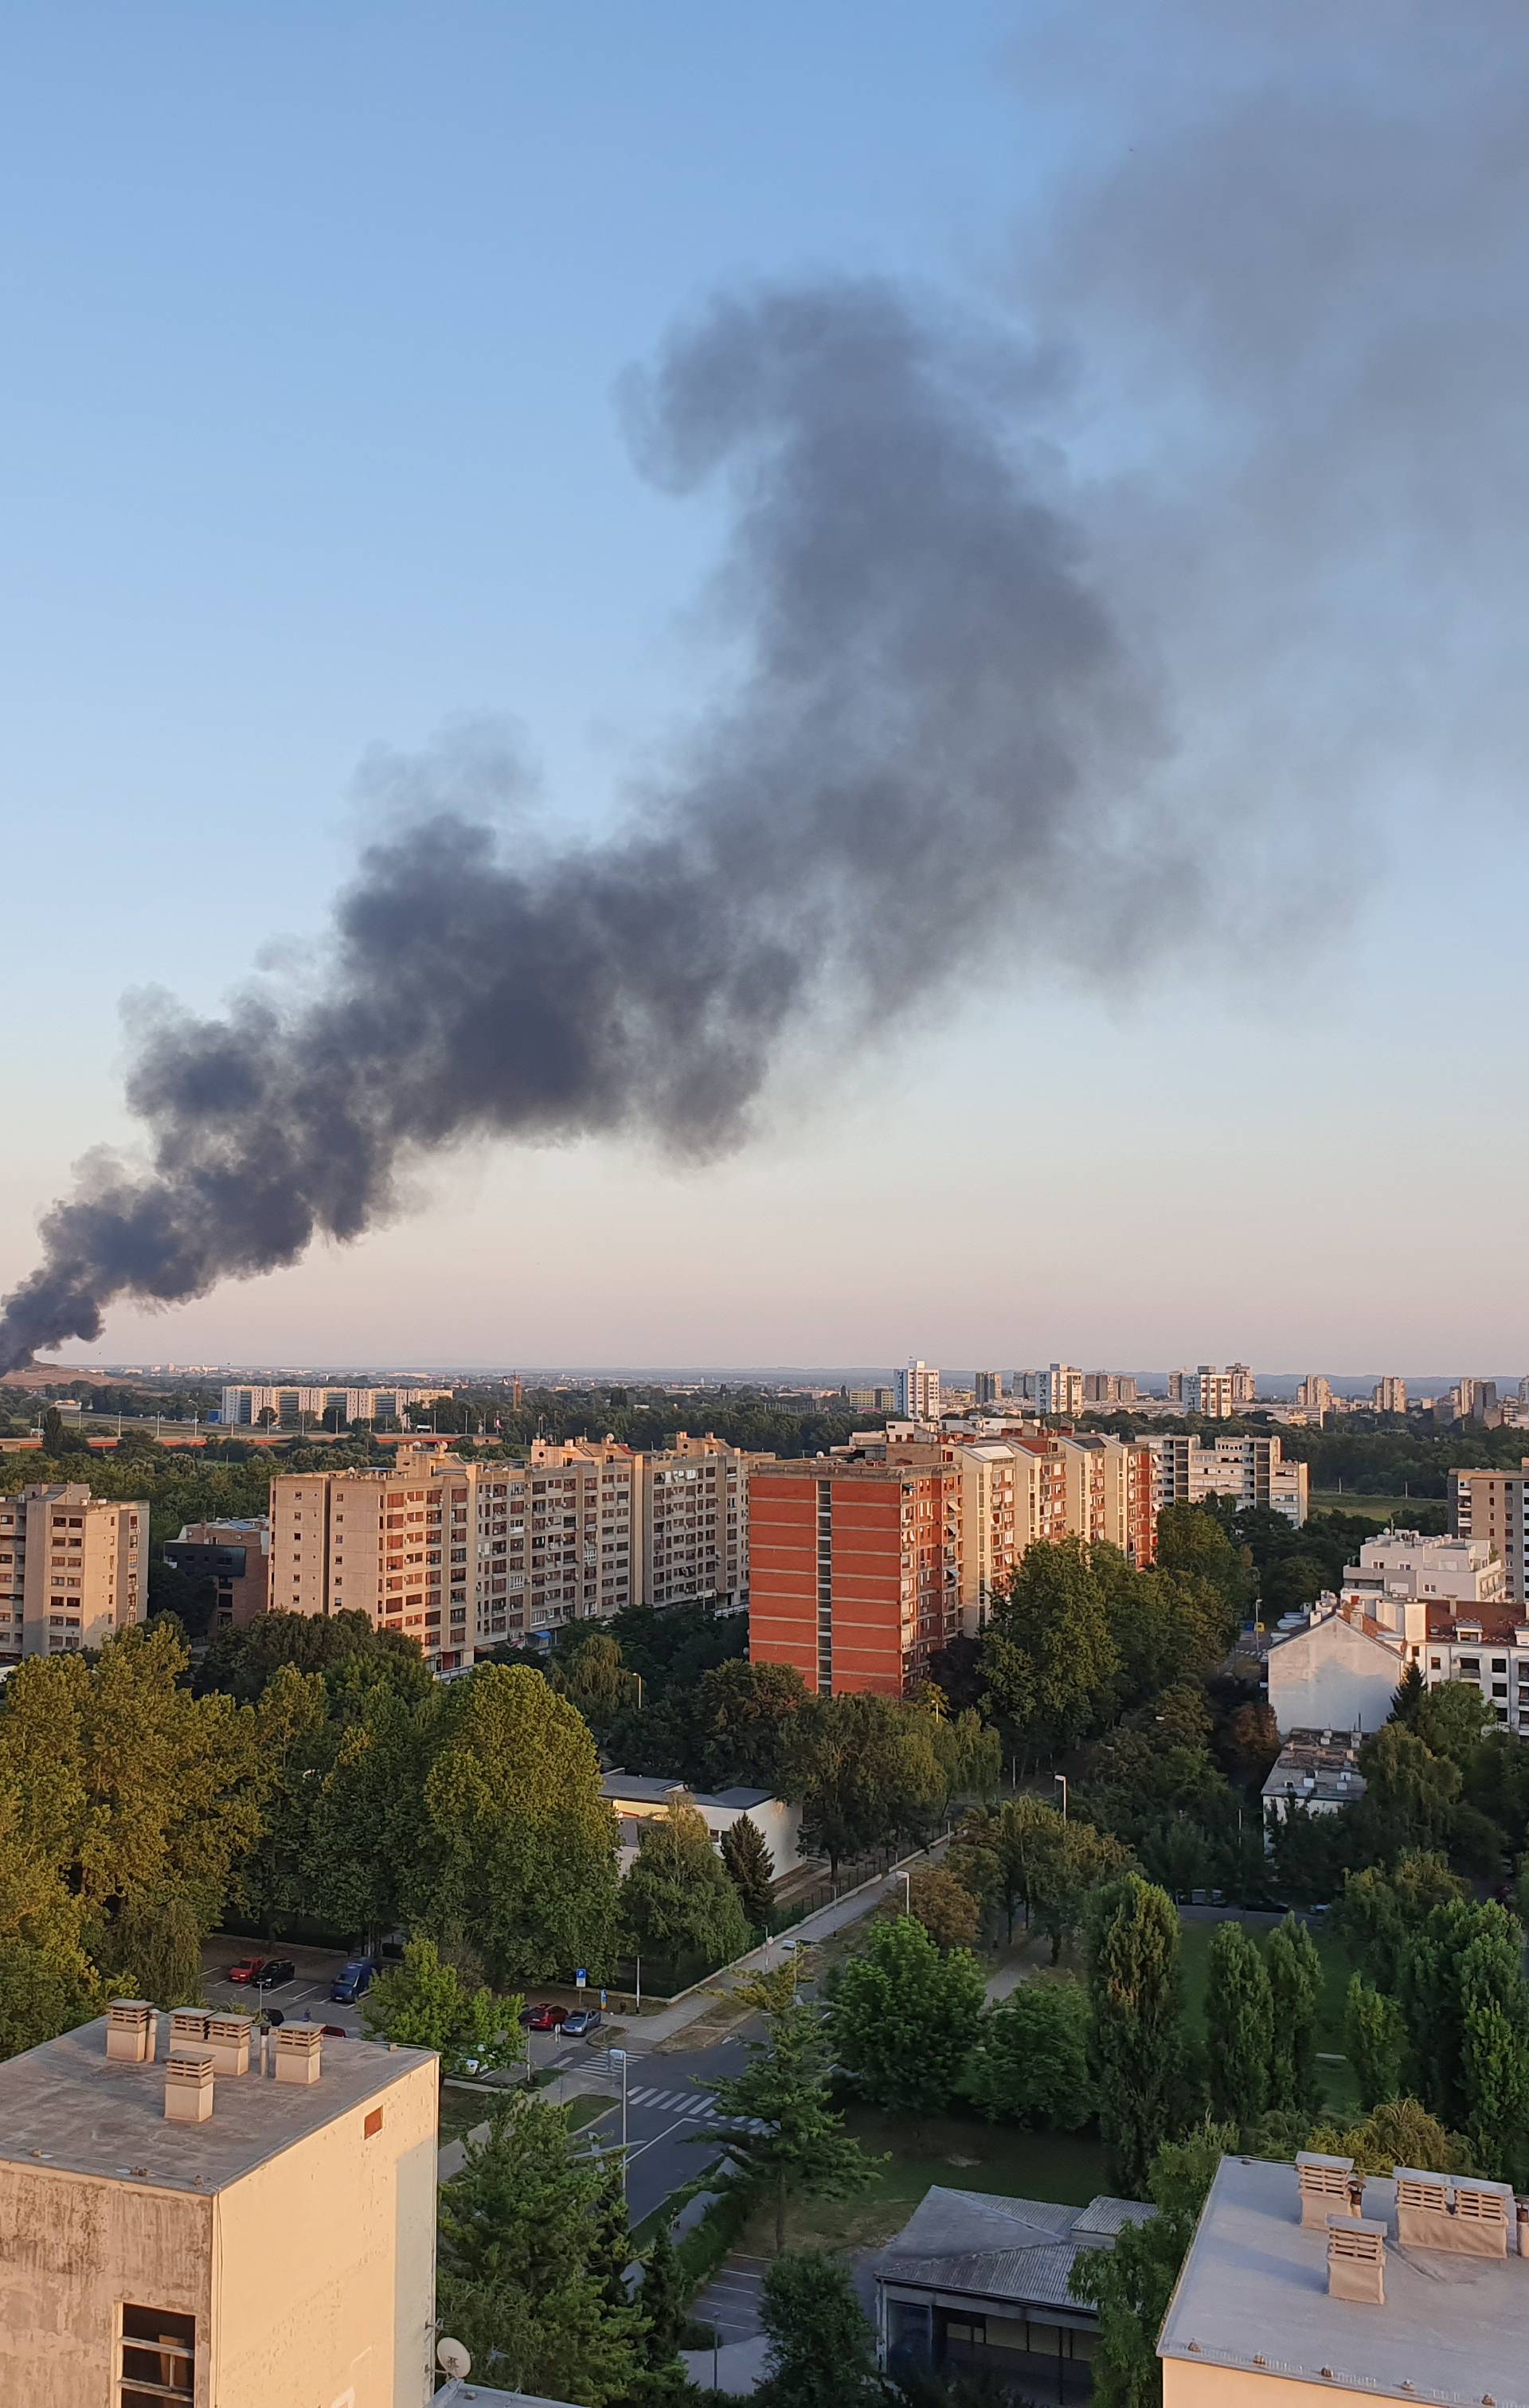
[0,279,1184,1372]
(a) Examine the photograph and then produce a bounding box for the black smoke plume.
[0,279,1177,1371]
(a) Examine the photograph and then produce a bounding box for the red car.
[522,2003,568,2032]
[227,1956,267,1985]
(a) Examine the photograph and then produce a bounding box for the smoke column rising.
[0,278,1188,1371]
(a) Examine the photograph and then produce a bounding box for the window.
[119,2304,195,2405]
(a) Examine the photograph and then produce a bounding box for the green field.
[1311,1490,1445,1523]
[738,2104,1110,2255]
[1178,1914,1359,2115]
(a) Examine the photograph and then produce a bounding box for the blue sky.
[4,2,1527,1372]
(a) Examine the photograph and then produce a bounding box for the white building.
[1267,1530,1529,1737]
[220,1382,452,1429]
[1144,1433,1308,1526]
[895,1361,942,1421]
[1372,1375,1408,1414]
[1296,1374,1334,1417]
[1038,1362,1084,1417]
[1261,1730,1367,1825]
[601,1773,803,1878]
[1194,1366,1237,1418]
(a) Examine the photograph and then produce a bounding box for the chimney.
[274,2021,323,2086]
[106,2000,156,2065]
[206,2014,252,2078]
[169,2009,210,2051]
[1394,2168,1512,2257]
[164,2050,215,2125]
[1297,2152,1359,2227]
[1328,2214,1386,2304]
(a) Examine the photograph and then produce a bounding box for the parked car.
[227,1957,267,1985]
[320,2024,349,2039]
[330,1959,374,2003]
[522,2003,568,2032]
[256,1959,296,1989]
[562,2009,601,2039]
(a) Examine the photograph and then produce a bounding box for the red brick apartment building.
[749,1457,960,1697]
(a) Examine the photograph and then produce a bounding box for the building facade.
[1296,1374,1334,1417]
[1450,1460,1529,1597]
[0,2009,437,2408]
[973,1371,1003,1407]
[164,1519,271,1630]
[749,1456,960,1696]
[1144,1433,1308,1526]
[0,1481,146,1666]
[219,1382,451,1429]
[1038,1363,1084,1417]
[1371,1375,1408,1414]
[1194,1366,1237,1418]
[894,1361,942,1422]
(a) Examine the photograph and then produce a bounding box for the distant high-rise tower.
[1372,1376,1408,1415]
[974,1370,1002,1407]
[894,1360,941,1421]
[1228,1363,1257,1405]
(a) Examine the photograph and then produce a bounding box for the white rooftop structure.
[1159,2152,1529,2406]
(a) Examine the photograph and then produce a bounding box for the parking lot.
[201,1938,373,2034]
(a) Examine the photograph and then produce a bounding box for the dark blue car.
[330,1958,374,2004]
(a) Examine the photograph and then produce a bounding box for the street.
[549,2032,756,2226]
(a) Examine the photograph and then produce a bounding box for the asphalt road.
[557,2033,757,2226]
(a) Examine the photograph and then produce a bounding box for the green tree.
[1413,1679,1495,1764]
[954,1796,1066,1940]
[758,2250,880,2408]
[362,1937,522,2084]
[706,1961,878,2253]
[436,2097,645,2406]
[1344,1974,1406,2112]
[694,1657,809,1791]
[549,1634,640,1742]
[780,1692,947,1874]
[1307,2097,1474,2177]
[1390,1660,1425,1728]
[825,1915,986,2113]
[721,1813,777,1931]
[1265,1914,1324,2117]
[1155,1503,1253,1621]
[980,1538,1122,1761]
[1088,1875,1186,2195]
[1034,1820,1133,1964]
[1355,1724,1461,1859]
[621,1800,753,1971]
[1334,1851,1464,1992]
[964,1978,1093,2129]
[635,2218,690,2401]
[1457,1904,1529,2183]
[1204,1922,1273,2136]
[416,1667,621,1984]
[1071,2120,1234,2408]
[900,1863,980,1952]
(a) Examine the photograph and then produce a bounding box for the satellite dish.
[437,2338,472,2380]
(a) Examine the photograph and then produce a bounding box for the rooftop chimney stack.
[274,2022,323,2087]
[1297,2151,1359,2227]
[169,2009,211,2051]
[1394,2168,1513,2257]
[106,2000,156,2065]
[206,2013,253,2078]
[164,2050,215,2125]
[1328,2214,1386,2304]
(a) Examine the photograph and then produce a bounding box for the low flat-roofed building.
[1159,2152,1529,2406]
[0,2008,438,2406]
[877,2184,1155,2404]
[601,1770,803,1877]
[1261,1729,1367,1825]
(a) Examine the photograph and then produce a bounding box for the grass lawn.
[737,2105,1110,2256]
[1311,1490,1445,1523]
[1178,1914,1359,2116]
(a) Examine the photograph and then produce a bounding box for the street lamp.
[1054,1773,1068,1822]
[899,1869,912,1913]
[609,2047,629,2199]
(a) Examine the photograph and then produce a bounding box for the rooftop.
[1159,2155,1529,2406]
[602,1770,775,1811]
[1261,1730,1368,1810]
[877,2186,1153,2315]
[0,2015,435,2195]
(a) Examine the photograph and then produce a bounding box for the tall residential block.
[1145,1433,1308,1526]
[533,1430,754,1611]
[973,1370,1003,1406]
[163,1519,271,1631]
[220,1381,452,1429]
[1194,1365,1237,1417]
[1372,1374,1408,1414]
[1297,1372,1334,1417]
[1227,1362,1257,1405]
[0,1481,146,1667]
[894,1360,942,1421]
[1451,1460,1529,1599]
[1038,1362,1084,1417]
[0,2009,436,2406]
[749,1456,960,1696]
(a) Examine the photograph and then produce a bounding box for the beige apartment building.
[1450,1460,1529,1598]
[0,2006,436,2406]
[0,1481,146,1666]
[531,1429,755,1611]
[1145,1432,1308,1526]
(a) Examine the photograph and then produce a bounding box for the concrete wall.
[0,2163,213,2405]
[1267,1614,1402,1737]
[1164,2359,1372,2406]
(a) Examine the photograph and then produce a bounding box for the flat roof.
[1159,2155,1529,2405]
[0,2015,435,2196]
[602,1771,775,1811]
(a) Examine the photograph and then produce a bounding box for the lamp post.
[899,1869,912,1912]
[1054,1773,1068,1822]
[609,2047,629,2199]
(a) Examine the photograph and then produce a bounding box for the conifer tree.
[720,1812,776,1931]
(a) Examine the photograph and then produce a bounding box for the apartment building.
[1159,2150,1528,2407]
[1192,1366,1237,1418]
[1055,1433,1156,1566]
[163,1518,270,1630]
[948,1440,1068,1626]
[533,1429,754,1610]
[1227,1362,1257,1405]
[0,2007,436,2407]
[973,1370,1003,1406]
[1082,1371,1140,1406]
[894,1361,941,1421]
[847,1385,896,1412]
[0,1481,146,1665]
[1145,1432,1308,1526]
[1296,1373,1334,1417]
[219,1382,451,1429]
[1450,1460,1529,1597]
[1038,1362,1084,1417]
[1371,1374,1408,1414]
[268,1444,635,1670]
[1267,1531,1529,1737]
[749,1456,960,1696]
